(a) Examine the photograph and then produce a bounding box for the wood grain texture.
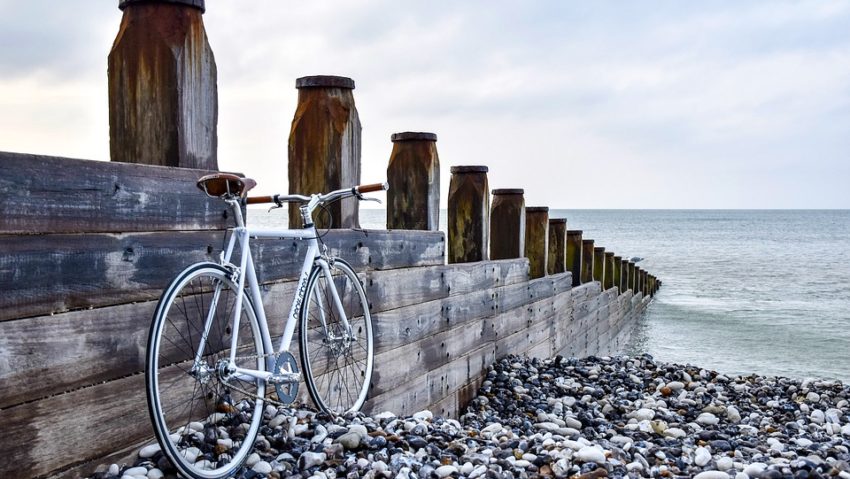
[288,82,361,229]
[0,258,524,410]
[447,167,489,263]
[581,239,594,284]
[566,231,583,287]
[386,135,440,230]
[0,152,231,234]
[0,229,445,321]
[489,191,525,260]
[524,208,549,279]
[108,3,217,169]
[548,220,567,275]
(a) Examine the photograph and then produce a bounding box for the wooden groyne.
[0,3,660,477]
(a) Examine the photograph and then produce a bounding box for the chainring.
[273,351,299,404]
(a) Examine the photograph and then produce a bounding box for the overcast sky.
[1,1,848,208]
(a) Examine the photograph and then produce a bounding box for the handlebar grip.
[356,182,389,194]
[246,196,274,205]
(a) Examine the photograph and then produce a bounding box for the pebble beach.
[91,355,850,479]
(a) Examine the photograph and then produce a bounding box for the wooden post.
[386,132,439,230]
[649,275,656,297]
[620,258,629,292]
[547,218,567,275]
[643,271,650,296]
[604,252,616,290]
[289,75,361,229]
[448,166,489,263]
[566,230,583,287]
[628,262,636,292]
[489,189,525,260]
[635,267,642,294]
[525,207,549,279]
[592,247,606,284]
[613,255,622,292]
[581,240,594,284]
[108,0,217,169]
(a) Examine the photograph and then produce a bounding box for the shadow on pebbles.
[90,355,850,479]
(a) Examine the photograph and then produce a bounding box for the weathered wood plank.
[0,372,154,478]
[0,229,445,321]
[362,258,527,314]
[0,152,231,234]
[0,259,520,410]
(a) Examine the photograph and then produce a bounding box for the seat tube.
[229,228,251,363]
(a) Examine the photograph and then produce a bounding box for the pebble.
[137,444,160,459]
[251,461,272,474]
[576,446,607,463]
[89,354,850,479]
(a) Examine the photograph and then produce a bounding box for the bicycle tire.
[299,258,374,414]
[146,262,266,479]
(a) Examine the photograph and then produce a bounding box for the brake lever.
[360,197,382,205]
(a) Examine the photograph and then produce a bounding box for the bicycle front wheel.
[299,258,374,414]
[146,263,266,479]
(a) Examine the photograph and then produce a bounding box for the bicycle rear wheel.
[299,259,373,414]
[146,263,266,479]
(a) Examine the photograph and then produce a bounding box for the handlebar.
[245,182,389,206]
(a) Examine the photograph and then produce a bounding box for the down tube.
[244,249,274,369]
[278,241,320,354]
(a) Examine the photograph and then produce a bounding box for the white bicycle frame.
[191,198,352,384]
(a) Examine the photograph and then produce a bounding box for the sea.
[250,208,850,382]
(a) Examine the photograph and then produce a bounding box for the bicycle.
[145,173,387,479]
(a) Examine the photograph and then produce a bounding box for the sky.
[1,1,848,209]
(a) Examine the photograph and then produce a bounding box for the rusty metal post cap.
[296,76,355,89]
[391,132,437,142]
[450,165,489,174]
[492,188,524,195]
[567,230,583,235]
[605,251,615,256]
[549,218,567,224]
[594,246,605,252]
[526,206,549,213]
[582,239,594,244]
[119,0,205,12]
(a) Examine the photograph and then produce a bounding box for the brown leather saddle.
[196,173,257,198]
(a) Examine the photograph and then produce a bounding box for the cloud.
[0,0,848,208]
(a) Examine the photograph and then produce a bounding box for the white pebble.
[796,438,813,448]
[269,414,288,428]
[694,447,711,466]
[412,410,433,421]
[694,472,731,479]
[147,469,164,479]
[727,406,742,423]
[717,456,734,470]
[697,412,719,426]
[743,463,766,476]
[139,443,160,458]
[469,465,488,478]
[246,452,261,467]
[632,408,656,421]
[252,461,272,474]
[576,446,606,463]
[435,465,458,477]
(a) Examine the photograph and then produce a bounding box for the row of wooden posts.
[386,149,661,296]
[106,0,660,294]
